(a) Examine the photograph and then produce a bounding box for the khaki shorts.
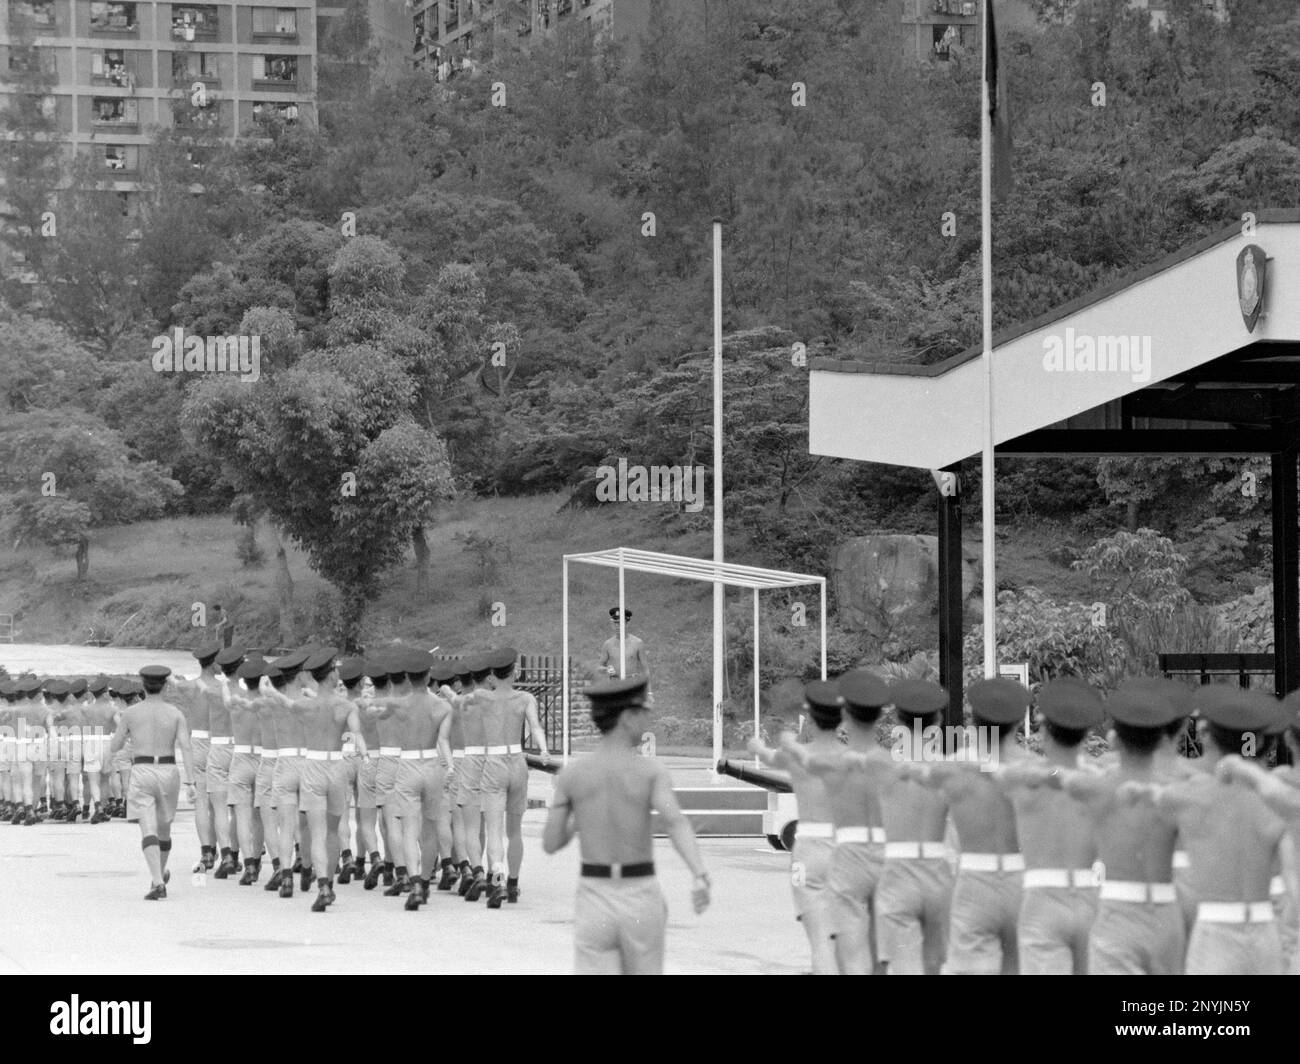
[1185,916,1283,976]
[458,753,485,804]
[826,841,884,942]
[272,755,304,807]
[112,746,132,771]
[574,877,667,975]
[1018,886,1098,976]
[256,757,277,813]
[790,836,834,923]
[480,753,527,818]
[81,734,107,775]
[205,742,233,795]
[227,751,259,806]
[357,758,380,811]
[299,758,347,817]
[944,869,1022,975]
[127,764,179,824]
[342,753,361,796]
[1088,898,1185,975]
[394,758,445,821]
[876,857,953,976]
[191,738,210,795]
[375,755,400,808]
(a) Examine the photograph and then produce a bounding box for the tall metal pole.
[618,550,627,679]
[712,219,725,767]
[753,587,760,765]
[561,556,570,761]
[980,4,997,680]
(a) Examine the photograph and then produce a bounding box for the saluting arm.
[1219,756,1300,822]
[746,737,790,771]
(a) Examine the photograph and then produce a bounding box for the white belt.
[253,745,263,756]
[1270,875,1286,898]
[304,750,343,761]
[276,747,302,758]
[959,853,1025,873]
[452,750,466,759]
[796,822,834,840]
[884,841,947,860]
[399,749,439,760]
[463,745,487,755]
[1172,850,1191,870]
[342,740,357,755]
[261,752,278,760]
[1100,881,1177,904]
[191,730,210,739]
[1197,901,1274,924]
[209,736,233,746]
[233,744,255,754]
[379,746,402,756]
[835,826,886,845]
[486,744,522,755]
[1023,868,1099,889]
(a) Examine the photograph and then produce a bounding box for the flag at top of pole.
[986,0,1013,201]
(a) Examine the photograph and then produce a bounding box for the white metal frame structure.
[561,547,828,766]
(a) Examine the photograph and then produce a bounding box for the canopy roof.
[563,547,823,590]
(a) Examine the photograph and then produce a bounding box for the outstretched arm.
[1218,756,1300,822]
[748,736,792,771]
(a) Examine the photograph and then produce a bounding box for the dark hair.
[807,705,841,731]
[309,664,334,684]
[1164,716,1187,738]
[491,664,514,681]
[371,675,389,690]
[342,676,363,691]
[269,673,289,690]
[141,677,167,696]
[220,661,241,677]
[1205,723,1262,758]
[1044,720,1088,748]
[470,668,491,683]
[972,715,1019,744]
[406,670,431,686]
[843,702,882,726]
[242,676,259,692]
[1112,720,1163,754]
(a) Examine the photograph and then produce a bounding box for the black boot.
[436,860,457,891]
[300,865,314,893]
[464,867,487,902]
[238,859,257,886]
[506,877,520,904]
[144,883,167,901]
[264,868,284,892]
[486,871,506,909]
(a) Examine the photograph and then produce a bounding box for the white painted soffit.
[809,215,1300,471]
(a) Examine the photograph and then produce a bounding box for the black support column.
[1271,446,1300,701]
[937,463,965,733]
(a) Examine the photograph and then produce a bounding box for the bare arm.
[346,706,367,758]
[108,713,129,756]
[522,693,549,761]
[542,774,575,854]
[175,712,195,788]
[651,765,710,914]
[435,710,451,769]
[1219,757,1300,823]
[747,737,791,771]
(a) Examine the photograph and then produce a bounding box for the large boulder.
[831,534,980,638]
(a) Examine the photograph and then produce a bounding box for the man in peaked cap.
[175,642,221,869]
[901,677,1031,975]
[779,669,892,975]
[1130,685,1287,975]
[455,651,496,901]
[478,646,550,908]
[0,682,15,820]
[42,679,72,821]
[1219,691,1300,973]
[109,666,196,900]
[430,659,468,891]
[267,647,313,897]
[362,655,402,890]
[543,676,709,974]
[227,658,269,885]
[993,677,1104,974]
[747,680,843,974]
[600,608,652,704]
[82,676,117,824]
[206,645,248,878]
[294,647,367,912]
[334,656,367,884]
[1034,678,1188,974]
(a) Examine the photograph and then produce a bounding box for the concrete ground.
[0,803,807,976]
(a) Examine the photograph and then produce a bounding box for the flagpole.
[981,2,996,680]
[712,218,725,769]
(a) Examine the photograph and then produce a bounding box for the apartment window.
[92,49,131,86]
[91,2,138,31]
[252,55,297,82]
[8,46,55,74]
[12,1,56,26]
[413,12,424,51]
[252,100,299,124]
[252,8,298,36]
[557,0,572,16]
[172,51,216,80]
[93,96,138,124]
[446,0,458,30]
[172,4,218,39]
[931,0,974,13]
[30,93,58,118]
[103,144,138,171]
